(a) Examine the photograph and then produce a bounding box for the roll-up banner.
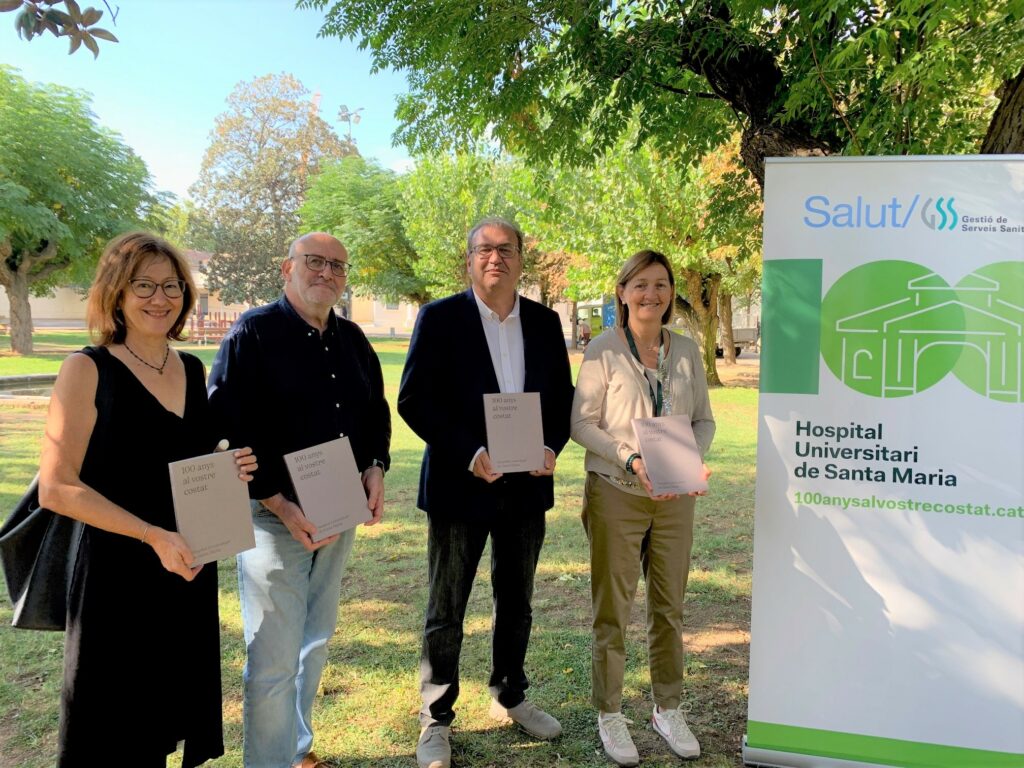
[745,156,1024,768]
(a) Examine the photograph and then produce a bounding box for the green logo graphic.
[820,261,1023,401]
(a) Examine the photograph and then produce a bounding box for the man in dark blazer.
[399,217,574,768]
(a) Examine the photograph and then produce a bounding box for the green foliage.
[767,0,1024,155]
[2,0,118,57]
[147,200,217,255]
[397,153,524,299]
[305,0,1022,182]
[519,131,764,383]
[0,341,759,767]
[301,156,430,305]
[0,65,154,352]
[190,74,351,306]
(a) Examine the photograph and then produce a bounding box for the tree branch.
[810,36,862,155]
[102,0,119,24]
[29,254,67,283]
[650,80,719,99]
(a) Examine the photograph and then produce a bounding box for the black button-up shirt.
[207,296,391,502]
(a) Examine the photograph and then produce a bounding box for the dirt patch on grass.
[715,354,760,388]
[0,716,37,768]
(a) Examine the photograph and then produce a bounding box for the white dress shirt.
[473,289,526,393]
[469,289,527,470]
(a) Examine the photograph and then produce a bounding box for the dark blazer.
[398,289,574,518]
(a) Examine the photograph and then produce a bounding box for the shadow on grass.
[0,376,756,767]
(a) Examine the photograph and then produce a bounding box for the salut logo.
[919,196,958,230]
[802,194,958,230]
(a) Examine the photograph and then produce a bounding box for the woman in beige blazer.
[571,250,715,767]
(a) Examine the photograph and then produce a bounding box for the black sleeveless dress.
[58,346,224,767]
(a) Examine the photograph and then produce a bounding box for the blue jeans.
[237,501,356,768]
[419,501,546,727]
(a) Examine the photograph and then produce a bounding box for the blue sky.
[0,0,412,199]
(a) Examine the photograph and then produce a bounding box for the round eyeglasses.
[129,278,186,299]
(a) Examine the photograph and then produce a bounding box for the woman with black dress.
[39,231,257,767]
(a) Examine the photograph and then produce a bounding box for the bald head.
[282,232,349,329]
[288,232,345,261]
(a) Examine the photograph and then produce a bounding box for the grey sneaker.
[489,698,563,739]
[652,705,700,759]
[598,712,639,767]
[416,725,451,768]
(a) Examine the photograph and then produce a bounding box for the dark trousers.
[419,501,546,727]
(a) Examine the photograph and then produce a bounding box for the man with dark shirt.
[208,232,390,768]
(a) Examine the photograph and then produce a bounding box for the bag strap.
[78,346,116,446]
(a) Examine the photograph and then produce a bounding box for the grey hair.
[466,217,524,256]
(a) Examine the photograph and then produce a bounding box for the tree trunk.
[740,124,831,188]
[3,271,35,354]
[681,269,722,387]
[570,300,579,350]
[720,291,736,365]
[981,65,1024,154]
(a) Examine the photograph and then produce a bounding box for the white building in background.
[348,288,574,339]
[0,251,249,329]
[1,255,575,340]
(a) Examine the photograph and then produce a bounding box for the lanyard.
[624,326,664,416]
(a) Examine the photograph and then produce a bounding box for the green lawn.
[0,337,758,768]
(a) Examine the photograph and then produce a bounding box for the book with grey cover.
[484,392,546,473]
[169,450,255,567]
[631,415,708,495]
[284,437,370,542]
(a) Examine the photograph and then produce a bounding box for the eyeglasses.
[129,278,186,299]
[471,244,519,261]
[301,253,350,277]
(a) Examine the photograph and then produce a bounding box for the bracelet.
[139,524,151,545]
[625,453,641,475]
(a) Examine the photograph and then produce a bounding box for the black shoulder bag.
[0,347,112,630]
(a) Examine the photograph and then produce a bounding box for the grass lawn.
[0,336,758,768]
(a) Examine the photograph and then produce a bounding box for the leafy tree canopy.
[517,129,762,382]
[0,65,154,353]
[397,152,526,300]
[190,73,351,306]
[302,156,431,305]
[305,0,1023,183]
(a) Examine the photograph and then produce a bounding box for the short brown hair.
[615,250,676,327]
[86,231,197,345]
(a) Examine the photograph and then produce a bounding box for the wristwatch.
[367,459,386,475]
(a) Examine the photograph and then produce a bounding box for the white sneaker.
[652,705,700,759]
[598,712,639,767]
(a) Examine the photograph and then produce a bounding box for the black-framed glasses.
[301,253,350,277]
[471,244,519,261]
[129,278,186,299]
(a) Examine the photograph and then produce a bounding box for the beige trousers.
[582,472,695,713]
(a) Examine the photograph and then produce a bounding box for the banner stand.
[744,156,1024,768]
[744,738,887,768]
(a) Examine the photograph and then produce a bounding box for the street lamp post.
[337,104,364,145]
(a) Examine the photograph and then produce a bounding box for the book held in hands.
[484,392,546,473]
[284,437,370,542]
[631,414,708,495]
[169,450,255,567]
